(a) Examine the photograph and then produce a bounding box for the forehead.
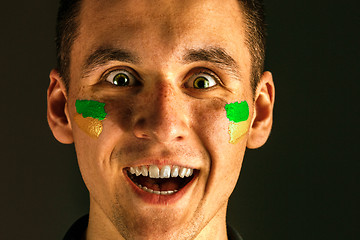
[72,0,250,77]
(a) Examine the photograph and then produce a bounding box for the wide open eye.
[187,72,218,89]
[105,70,137,87]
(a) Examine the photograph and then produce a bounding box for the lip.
[122,158,200,171]
[123,168,200,205]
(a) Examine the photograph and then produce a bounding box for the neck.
[193,204,229,240]
[85,196,229,240]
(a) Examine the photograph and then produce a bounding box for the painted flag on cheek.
[225,101,250,144]
[74,100,107,138]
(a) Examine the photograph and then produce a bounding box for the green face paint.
[225,101,249,123]
[75,100,107,138]
[75,100,107,120]
[225,101,250,144]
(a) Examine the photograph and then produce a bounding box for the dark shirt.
[64,214,243,240]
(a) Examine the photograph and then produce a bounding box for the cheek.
[228,120,250,143]
[101,97,134,133]
[225,101,250,144]
[191,98,230,144]
[193,99,251,145]
[74,100,107,138]
[74,115,103,138]
[193,99,246,198]
[73,96,134,139]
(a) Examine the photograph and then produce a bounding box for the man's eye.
[105,70,137,86]
[188,73,218,89]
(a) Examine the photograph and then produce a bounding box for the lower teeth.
[135,182,178,195]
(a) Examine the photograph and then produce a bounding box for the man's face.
[65,0,254,239]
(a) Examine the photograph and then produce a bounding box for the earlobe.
[247,71,275,149]
[47,69,74,144]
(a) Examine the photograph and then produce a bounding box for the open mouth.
[125,165,199,195]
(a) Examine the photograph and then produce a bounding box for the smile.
[124,165,199,204]
[126,165,197,194]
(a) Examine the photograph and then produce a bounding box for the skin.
[47,0,275,239]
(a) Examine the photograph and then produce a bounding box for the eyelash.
[101,67,223,89]
[188,69,222,88]
[99,67,139,88]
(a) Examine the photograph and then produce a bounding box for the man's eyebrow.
[182,47,242,81]
[82,47,139,78]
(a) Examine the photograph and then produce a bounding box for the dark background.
[0,1,358,239]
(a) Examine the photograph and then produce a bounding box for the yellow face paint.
[225,101,250,144]
[228,120,251,143]
[74,114,103,138]
[74,100,107,138]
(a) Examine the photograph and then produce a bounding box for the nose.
[133,82,189,143]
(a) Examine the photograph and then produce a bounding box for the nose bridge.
[133,80,189,142]
[156,81,176,109]
[151,81,179,122]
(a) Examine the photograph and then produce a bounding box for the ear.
[47,69,74,144]
[247,71,275,149]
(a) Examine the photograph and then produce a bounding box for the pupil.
[114,74,128,86]
[195,78,208,88]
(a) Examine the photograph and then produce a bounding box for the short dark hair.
[237,0,266,94]
[55,0,82,91]
[55,0,266,93]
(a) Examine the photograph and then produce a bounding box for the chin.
[113,212,198,240]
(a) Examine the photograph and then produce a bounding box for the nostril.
[132,100,189,142]
[133,118,151,139]
[134,123,187,143]
[140,133,149,138]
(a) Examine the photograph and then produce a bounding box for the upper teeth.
[129,165,194,178]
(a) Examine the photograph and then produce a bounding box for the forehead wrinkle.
[76,0,247,82]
